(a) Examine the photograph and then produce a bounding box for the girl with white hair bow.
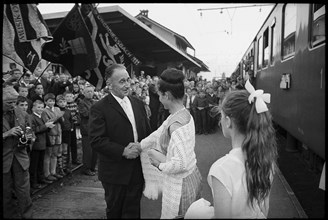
[185,80,277,218]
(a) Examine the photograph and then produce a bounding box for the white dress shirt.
[111,93,138,142]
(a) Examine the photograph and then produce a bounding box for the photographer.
[2,85,33,219]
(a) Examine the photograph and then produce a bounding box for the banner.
[41,4,97,78]
[80,4,141,90]
[3,4,53,74]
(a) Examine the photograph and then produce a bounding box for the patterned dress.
[140,108,202,218]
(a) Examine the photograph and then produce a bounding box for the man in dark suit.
[206,86,219,133]
[148,78,160,130]
[89,64,152,219]
[2,86,33,218]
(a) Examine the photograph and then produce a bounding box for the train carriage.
[238,4,325,161]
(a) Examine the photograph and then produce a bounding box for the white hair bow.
[245,80,271,113]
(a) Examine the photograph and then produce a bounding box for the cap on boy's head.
[56,94,65,102]
[44,93,55,102]
[3,86,19,100]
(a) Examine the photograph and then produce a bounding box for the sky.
[37,3,274,80]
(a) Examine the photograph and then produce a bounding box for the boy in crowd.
[56,94,73,175]
[64,90,81,165]
[41,93,64,182]
[30,83,45,103]
[17,85,33,114]
[30,100,56,188]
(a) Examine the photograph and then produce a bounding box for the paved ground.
[31,129,306,218]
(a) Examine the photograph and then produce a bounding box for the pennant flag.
[41,4,97,78]
[3,4,53,74]
[80,4,141,90]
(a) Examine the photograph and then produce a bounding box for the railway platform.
[30,129,310,218]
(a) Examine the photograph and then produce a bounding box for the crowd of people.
[3,62,278,219]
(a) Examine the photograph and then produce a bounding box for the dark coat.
[206,93,219,107]
[59,108,73,131]
[49,80,72,96]
[88,93,152,185]
[2,108,31,173]
[148,86,160,131]
[30,113,48,151]
[77,97,95,136]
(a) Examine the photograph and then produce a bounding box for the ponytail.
[221,90,278,208]
[243,102,277,208]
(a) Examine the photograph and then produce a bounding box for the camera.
[18,126,32,148]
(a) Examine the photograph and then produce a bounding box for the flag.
[2,4,53,74]
[80,4,141,90]
[41,4,97,78]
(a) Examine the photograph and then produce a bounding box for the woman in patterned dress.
[138,68,202,219]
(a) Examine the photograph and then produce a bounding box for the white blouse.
[208,147,267,218]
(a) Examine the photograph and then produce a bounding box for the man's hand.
[127,142,142,153]
[123,143,140,159]
[4,126,23,138]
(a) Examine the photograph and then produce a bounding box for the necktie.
[121,97,138,142]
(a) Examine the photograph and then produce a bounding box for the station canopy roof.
[43,5,202,68]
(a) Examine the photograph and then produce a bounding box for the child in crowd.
[30,83,45,103]
[41,93,64,182]
[30,100,56,188]
[17,85,33,114]
[56,94,73,174]
[64,90,81,165]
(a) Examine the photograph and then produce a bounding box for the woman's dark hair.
[212,89,278,208]
[158,68,185,99]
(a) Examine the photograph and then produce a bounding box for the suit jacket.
[30,113,48,151]
[206,93,219,107]
[89,93,152,185]
[2,108,31,173]
[189,95,197,114]
[77,97,95,136]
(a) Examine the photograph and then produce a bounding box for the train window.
[270,18,276,65]
[257,36,263,69]
[282,4,296,59]
[263,28,269,67]
[311,4,325,47]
